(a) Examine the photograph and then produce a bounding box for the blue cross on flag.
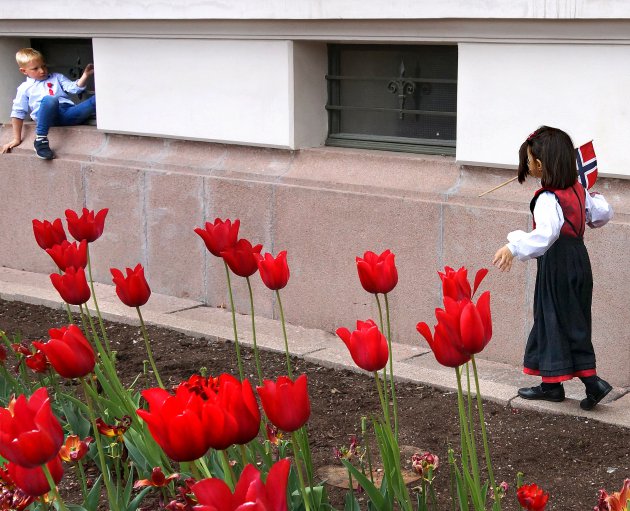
[575,141,598,190]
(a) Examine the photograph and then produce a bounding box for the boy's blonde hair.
[16,48,44,68]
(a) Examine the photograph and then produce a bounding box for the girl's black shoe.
[518,384,565,402]
[580,377,612,410]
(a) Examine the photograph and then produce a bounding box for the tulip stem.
[136,307,165,389]
[383,293,399,439]
[80,377,119,511]
[464,362,480,489]
[86,246,111,354]
[373,371,390,428]
[471,356,500,511]
[224,262,245,381]
[41,463,69,511]
[219,450,236,491]
[77,461,88,500]
[275,290,293,379]
[374,294,390,430]
[246,276,264,386]
[291,432,313,511]
[0,362,27,396]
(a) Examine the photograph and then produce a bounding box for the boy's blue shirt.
[11,72,86,121]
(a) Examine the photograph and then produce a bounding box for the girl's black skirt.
[523,236,596,380]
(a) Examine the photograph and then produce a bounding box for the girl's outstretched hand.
[493,245,514,272]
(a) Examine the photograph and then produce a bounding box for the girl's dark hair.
[517,126,577,189]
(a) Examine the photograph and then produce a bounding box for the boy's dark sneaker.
[580,377,612,410]
[34,138,54,160]
[517,384,565,402]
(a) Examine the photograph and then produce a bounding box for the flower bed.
[0,211,628,510]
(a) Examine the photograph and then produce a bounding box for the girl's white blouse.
[507,191,613,261]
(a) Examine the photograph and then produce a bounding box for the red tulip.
[356,249,398,294]
[336,319,389,372]
[257,251,290,290]
[137,385,210,462]
[0,388,64,468]
[45,240,88,271]
[8,456,63,497]
[50,266,91,305]
[65,207,108,243]
[458,291,492,355]
[221,239,263,278]
[439,266,488,302]
[0,345,6,364]
[192,459,290,511]
[416,290,492,366]
[32,218,66,250]
[257,375,310,432]
[517,483,549,511]
[58,435,93,463]
[203,374,261,450]
[194,218,240,257]
[111,264,151,307]
[33,325,95,379]
[416,299,471,368]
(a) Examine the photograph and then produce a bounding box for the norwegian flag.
[575,140,598,190]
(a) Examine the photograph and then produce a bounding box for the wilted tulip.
[336,319,389,372]
[0,388,64,468]
[65,207,108,243]
[58,435,93,463]
[33,325,95,379]
[95,416,131,443]
[257,375,310,432]
[134,467,179,489]
[50,266,91,305]
[32,218,66,250]
[356,249,398,294]
[194,218,240,257]
[24,350,49,374]
[595,479,630,511]
[111,264,151,307]
[192,459,290,511]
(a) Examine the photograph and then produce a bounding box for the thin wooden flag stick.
[478,176,518,197]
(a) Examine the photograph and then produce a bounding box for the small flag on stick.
[575,141,598,190]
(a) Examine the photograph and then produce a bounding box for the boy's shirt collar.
[26,73,52,83]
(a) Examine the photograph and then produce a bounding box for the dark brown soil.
[1,298,628,510]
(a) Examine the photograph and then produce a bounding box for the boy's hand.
[83,63,94,77]
[493,245,514,272]
[1,139,21,154]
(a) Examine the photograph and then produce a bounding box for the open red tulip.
[32,218,66,250]
[33,324,95,379]
[65,207,108,243]
[336,319,389,372]
[194,218,240,257]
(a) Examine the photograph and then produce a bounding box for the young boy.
[0,48,96,160]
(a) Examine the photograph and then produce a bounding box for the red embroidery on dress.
[46,82,54,96]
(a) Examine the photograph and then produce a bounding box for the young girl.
[493,126,613,410]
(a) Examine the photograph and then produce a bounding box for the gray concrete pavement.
[0,267,628,428]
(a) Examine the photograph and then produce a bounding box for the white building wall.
[4,0,630,20]
[93,38,294,148]
[457,43,630,176]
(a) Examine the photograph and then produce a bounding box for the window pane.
[327,44,457,153]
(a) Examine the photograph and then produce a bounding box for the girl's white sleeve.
[585,191,614,228]
[506,192,563,261]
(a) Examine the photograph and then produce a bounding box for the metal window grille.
[326,44,457,155]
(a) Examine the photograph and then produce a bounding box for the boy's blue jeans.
[36,95,96,136]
